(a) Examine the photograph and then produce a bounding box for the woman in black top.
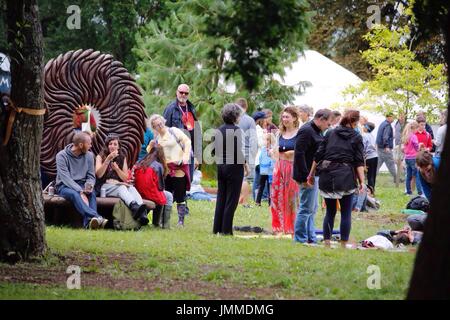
[213,103,247,235]
[95,135,149,225]
[308,109,365,248]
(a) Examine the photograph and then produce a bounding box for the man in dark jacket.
[293,109,332,244]
[163,84,203,182]
[376,112,397,183]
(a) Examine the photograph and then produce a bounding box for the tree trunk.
[0,0,46,263]
[407,9,450,299]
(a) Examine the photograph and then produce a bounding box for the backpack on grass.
[406,196,430,213]
[112,200,141,231]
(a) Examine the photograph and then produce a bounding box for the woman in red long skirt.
[270,106,300,235]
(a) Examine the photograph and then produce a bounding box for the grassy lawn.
[0,174,417,300]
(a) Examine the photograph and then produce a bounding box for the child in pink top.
[402,122,423,195]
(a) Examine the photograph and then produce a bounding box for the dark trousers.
[256,174,271,205]
[323,194,353,241]
[366,157,378,192]
[165,175,187,204]
[213,164,244,235]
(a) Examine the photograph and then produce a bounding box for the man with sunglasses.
[163,84,202,183]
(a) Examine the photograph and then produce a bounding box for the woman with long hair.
[270,106,300,235]
[402,121,422,195]
[406,150,440,232]
[95,135,149,225]
[134,145,173,229]
[416,150,440,201]
[147,114,192,226]
[309,109,365,248]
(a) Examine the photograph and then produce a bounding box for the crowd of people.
[51,83,446,249]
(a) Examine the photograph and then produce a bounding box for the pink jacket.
[403,134,419,160]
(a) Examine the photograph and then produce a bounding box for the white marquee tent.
[278,50,387,130]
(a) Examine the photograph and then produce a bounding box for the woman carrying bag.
[308,109,365,248]
[147,114,192,227]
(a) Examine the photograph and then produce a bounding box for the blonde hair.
[402,121,419,145]
[265,131,276,148]
[149,114,166,130]
[279,106,300,133]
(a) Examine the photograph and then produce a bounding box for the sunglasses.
[178,91,189,95]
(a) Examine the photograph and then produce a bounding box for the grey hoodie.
[55,144,96,193]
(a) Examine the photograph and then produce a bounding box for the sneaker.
[99,218,108,229]
[89,218,100,230]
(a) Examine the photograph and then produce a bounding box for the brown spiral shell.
[41,49,146,177]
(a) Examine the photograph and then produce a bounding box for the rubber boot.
[130,201,149,226]
[129,201,142,220]
[177,203,186,227]
[152,206,163,227]
[138,204,149,226]
[161,204,172,229]
[184,203,190,216]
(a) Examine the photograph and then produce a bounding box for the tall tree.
[39,0,169,72]
[0,0,46,263]
[308,0,446,80]
[343,22,447,123]
[205,0,311,91]
[407,0,450,299]
[2,1,168,63]
[134,0,311,128]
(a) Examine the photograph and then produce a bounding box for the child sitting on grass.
[352,184,380,212]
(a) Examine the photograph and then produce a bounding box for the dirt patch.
[0,252,279,299]
[354,212,406,225]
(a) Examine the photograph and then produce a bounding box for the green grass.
[0,283,199,300]
[0,174,416,300]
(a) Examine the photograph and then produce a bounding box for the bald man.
[56,132,107,229]
[163,84,202,185]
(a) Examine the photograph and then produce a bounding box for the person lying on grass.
[362,227,423,249]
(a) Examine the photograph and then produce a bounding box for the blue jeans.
[188,192,216,201]
[294,178,319,243]
[352,190,367,212]
[405,159,423,195]
[58,184,101,228]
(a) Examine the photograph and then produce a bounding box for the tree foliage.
[308,0,446,80]
[343,21,447,122]
[134,0,312,128]
[205,0,311,91]
[38,0,169,72]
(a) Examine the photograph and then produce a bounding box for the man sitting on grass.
[55,132,108,229]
